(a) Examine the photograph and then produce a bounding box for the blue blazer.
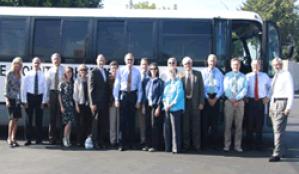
[145,78,164,108]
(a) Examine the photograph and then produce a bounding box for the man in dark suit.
[89,54,110,149]
[180,56,205,152]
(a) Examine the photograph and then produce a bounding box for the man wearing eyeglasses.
[89,54,110,149]
[268,57,294,162]
[179,56,204,152]
[201,54,224,150]
[113,53,142,151]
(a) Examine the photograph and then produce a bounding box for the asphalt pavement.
[0,96,298,174]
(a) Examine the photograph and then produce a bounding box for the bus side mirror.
[282,45,294,59]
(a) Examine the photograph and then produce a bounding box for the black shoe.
[269,156,280,162]
[35,140,42,145]
[118,146,125,151]
[24,141,32,146]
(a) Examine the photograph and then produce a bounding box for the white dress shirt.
[45,65,64,90]
[246,71,271,99]
[270,70,294,110]
[21,70,48,104]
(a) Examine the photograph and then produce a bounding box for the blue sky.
[104,0,247,10]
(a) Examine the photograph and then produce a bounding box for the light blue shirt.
[246,71,271,99]
[202,67,224,99]
[163,78,185,112]
[113,66,142,103]
[224,71,247,100]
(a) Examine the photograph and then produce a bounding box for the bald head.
[32,57,41,70]
[51,53,61,67]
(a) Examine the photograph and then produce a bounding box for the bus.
[0,7,283,126]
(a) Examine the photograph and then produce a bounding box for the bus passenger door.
[213,18,231,73]
[262,21,281,77]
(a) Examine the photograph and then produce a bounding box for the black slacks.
[119,91,137,147]
[164,110,182,153]
[202,98,220,149]
[145,106,164,150]
[91,103,109,146]
[49,90,62,143]
[25,93,43,142]
[246,98,265,145]
[76,104,92,145]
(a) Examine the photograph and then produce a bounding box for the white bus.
[0,7,283,126]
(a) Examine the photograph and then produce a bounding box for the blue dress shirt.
[202,67,224,99]
[246,71,271,99]
[224,71,247,100]
[113,66,142,103]
[163,78,185,112]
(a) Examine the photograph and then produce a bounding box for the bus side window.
[0,18,27,59]
[33,19,61,62]
[159,20,212,66]
[97,21,126,62]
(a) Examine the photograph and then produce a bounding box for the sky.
[103,0,247,11]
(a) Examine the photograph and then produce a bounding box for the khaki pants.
[269,100,288,157]
[224,100,244,149]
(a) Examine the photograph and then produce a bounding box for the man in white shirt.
[245,59,271,150]
[269,57,294,162]
[22,57,48,145]
[46,53,65,145]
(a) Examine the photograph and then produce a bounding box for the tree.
[241,0,299,60]
[0,0,104,8]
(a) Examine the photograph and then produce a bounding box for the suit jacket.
[180,70,205,109]
[88,67,109,106]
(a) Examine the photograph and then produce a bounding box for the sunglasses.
[79,69,87,71]
[168,61,176,65]
[150,68,158,70]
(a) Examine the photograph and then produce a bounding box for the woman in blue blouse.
[145,62,164,152]
[163,60,185,154]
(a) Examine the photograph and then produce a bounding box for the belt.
[274,98,287,102]
[121,90,137,94]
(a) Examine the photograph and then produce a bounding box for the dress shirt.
[270,70,294,110]
[246,71,271,99]
[99,68,107,82]
[224,71,247,100]
[163,78,185,112]
[21,70,48,104]
[113,66,142,102]
[46,65,65,90]
[184,70,194,98]
[202,67,224,99]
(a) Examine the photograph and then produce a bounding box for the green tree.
[0,0,104,8]
[241,0,299,60]
[132,1,156,9]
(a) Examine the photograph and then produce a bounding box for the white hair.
[182,56,192,65]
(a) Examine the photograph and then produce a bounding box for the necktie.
[127,68,132,92]
[232,74,238,98]
[54,69,59,90]
[34,71,38,95]
[254,73,259,100]
[208,70,215,93]
[186,72,191,97]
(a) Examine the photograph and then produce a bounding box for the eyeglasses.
[150,68,158,70]
[79,69,87,71]
[168,61,176,65]
[184,62,191,65]
[127,59,133,61]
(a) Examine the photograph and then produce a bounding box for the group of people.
[4,52,294,162]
